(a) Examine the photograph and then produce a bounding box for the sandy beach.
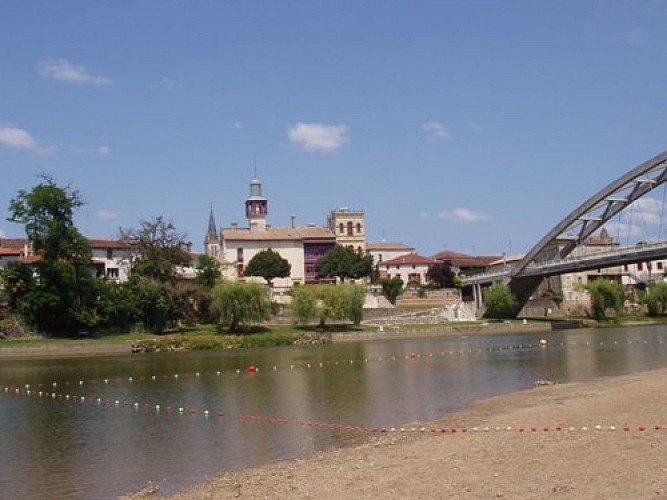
[126,367,667,500]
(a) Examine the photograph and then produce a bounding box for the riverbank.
[127,367,667,499]
[0,320,562,360]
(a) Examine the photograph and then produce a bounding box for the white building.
[378,253,436,286]
[206,175,340,286]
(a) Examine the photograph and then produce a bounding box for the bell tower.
[245,176,268,232]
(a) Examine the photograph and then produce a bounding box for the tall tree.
[6,175,97,334]
[315,245,373,282]
[243,248,291,286]
[119,216,192,283]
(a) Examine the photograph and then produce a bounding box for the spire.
[206,205,218,243]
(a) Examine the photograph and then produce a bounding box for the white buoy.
[539,339,548,347]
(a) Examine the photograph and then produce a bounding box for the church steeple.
[204,205,220,257]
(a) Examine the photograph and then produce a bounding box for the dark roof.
[432,250,501,268]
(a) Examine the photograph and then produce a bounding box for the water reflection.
[1,325,667,499]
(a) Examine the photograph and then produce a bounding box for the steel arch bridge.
[463,150,667,314]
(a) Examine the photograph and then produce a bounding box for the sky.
[2,1,667,257]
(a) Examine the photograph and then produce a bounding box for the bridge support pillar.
[472,283,483,310]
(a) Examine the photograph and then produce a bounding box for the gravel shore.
[125,367,667,500]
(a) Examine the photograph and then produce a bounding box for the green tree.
[134,277,174,334]
[243,248,291,286]
[315,245,373,282]
[119,216,192,283]
[210,281,271,333]
[290,284,366,327]
[585,278,625,320]
[290,285,318,325]
[639,282,667,316]
[483,282,519,318]
[347,284,366,325]
[6,176,97,334]
[195,254,221,289]
[96,280,138,332]
[380,277,404,305]
[0,261,35,309]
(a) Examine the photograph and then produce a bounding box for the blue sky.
[2,1,667,256]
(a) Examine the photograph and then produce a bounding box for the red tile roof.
[380,253,435,266]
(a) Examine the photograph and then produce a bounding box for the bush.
[484,283,519,318]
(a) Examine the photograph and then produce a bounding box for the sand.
[126,367,667,499]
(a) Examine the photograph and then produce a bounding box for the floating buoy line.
[2,336,664,394]
[2,335,666,438]
[1,384,665,436]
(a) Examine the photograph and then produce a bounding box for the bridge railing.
[462,241,667,286]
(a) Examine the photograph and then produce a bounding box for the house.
[88,238,131,281]
[432,250,500,276]
[0,237,131,282]
[378,252,436,286]
[365,241,415,267]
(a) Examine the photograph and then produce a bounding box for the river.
[1,324,666,499]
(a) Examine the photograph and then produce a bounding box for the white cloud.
[287,122,348,153]
[37,58,113,86]
[96,145,111,155]
[438,207,490,223]
[0,125,55,155]
[96,209,119,220]
[422,121,450,139]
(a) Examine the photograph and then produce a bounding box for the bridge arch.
[508,150,667,310]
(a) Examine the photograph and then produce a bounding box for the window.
[638,262,644,271]
[658,262,664,270]
[378,253,383,262]
[339,223,344,234]
[237,248,244,262]
[347,221,353,236]
[356,223,362,233]
[106,268,119,279]
[106,248,113,260]
[408,273,420,284]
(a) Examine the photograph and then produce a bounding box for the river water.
[1,324,667,499]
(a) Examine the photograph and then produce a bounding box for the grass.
[0,322,376,349]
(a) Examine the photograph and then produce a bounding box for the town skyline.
[3,2,667,256]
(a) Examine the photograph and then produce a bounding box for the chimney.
[291,215,296,228]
